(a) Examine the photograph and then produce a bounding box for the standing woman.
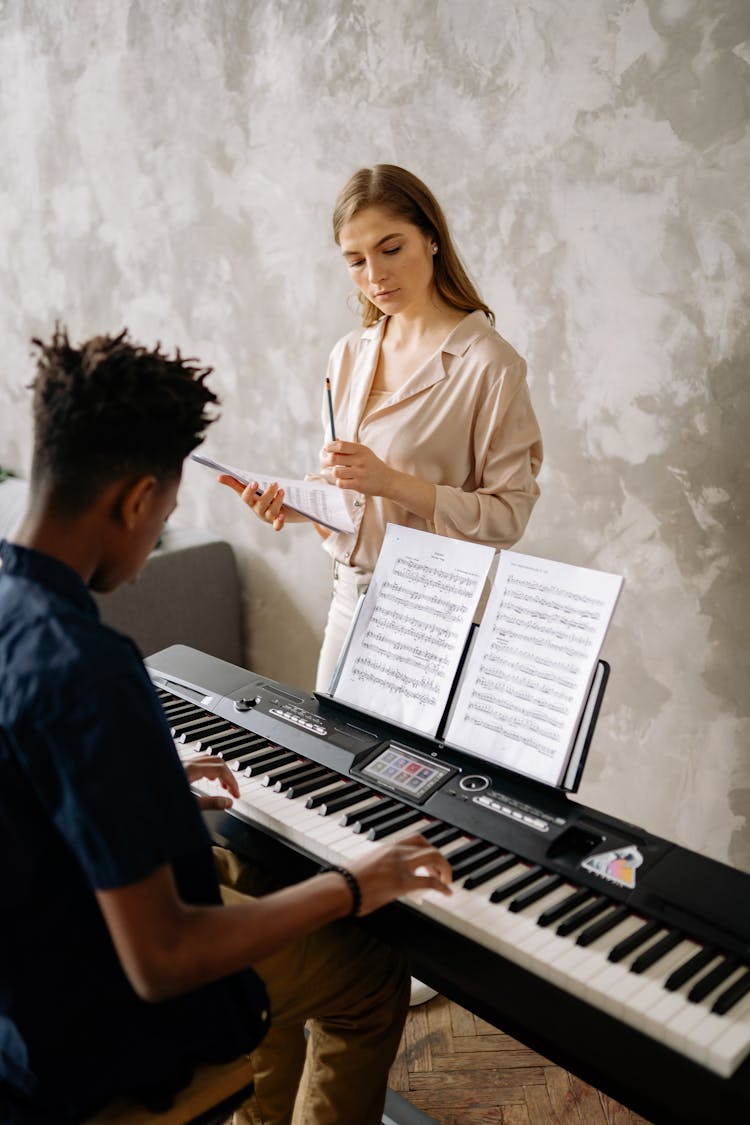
[223,164,543,692]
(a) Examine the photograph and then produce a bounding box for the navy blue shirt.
[0,540,268,1123]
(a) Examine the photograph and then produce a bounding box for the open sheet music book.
[327,525,623,790]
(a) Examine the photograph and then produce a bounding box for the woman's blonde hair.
[332,164,495,328]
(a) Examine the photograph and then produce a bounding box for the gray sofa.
[0,477,244,665]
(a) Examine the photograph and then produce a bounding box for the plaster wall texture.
[0,0,748,870]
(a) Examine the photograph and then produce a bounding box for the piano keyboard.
[155,682,750,1081]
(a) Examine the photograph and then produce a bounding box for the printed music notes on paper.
[333,525,495,735]
[444,552,623,786]
[191,453,357,534]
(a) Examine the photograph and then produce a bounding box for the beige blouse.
[320,310,543,572]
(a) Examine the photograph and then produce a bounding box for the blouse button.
[353,499,362,508]
[344,552,350,560]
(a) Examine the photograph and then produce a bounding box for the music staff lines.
[507,574,605,607]
[489,628,588,661]
[394,557,477,592]
[381,580,466,621]
[370,607,459,647]
[361,636,449,674]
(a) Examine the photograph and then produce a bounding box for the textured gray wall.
[1,0,748,870]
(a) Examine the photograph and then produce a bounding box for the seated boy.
[0,328,451,1125]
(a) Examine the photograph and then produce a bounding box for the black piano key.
[319,788,372,816]
[367,809,425,841]
[711,968,750,1015]
[306,781,361,809]
[230,744,279,771]
[463,854,517,890]
[203,732,250,753]
[556,896,610,937]
[261,759,311,788]
[490,865,545,904]
[161,701,198,720]
[337,801,393,828]
[630,930,685,973]
[421,821,448,842]
[273,764,326,793]
[286,770,337,799]
[351,800,405,833]
[269,761,319,791]
[451,845,501,881]
[422,823,462,848]
[244,750,296,777]
[204,732,262,754]
[444,839,491,867]
[217,739,268,762]
[338,798,385,826]
[688,956,740,1004]
[231,749,278,772]
[178,719,228,743]
[537,887,593,928]
[509,874,564,914]
[260,758,306,785]
[170,713,217,736]
[575,904,630,946]
[607,920,661,963]
[169,712,206,735]
[665,946,718,992]
[190,720,235,741]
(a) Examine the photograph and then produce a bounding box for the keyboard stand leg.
[383,1088,439,1125]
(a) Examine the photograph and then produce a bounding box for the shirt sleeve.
[24,644,206,891]
[432,356,543,548]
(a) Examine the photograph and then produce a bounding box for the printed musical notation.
[445,552,622,787]
[333,524,495,736]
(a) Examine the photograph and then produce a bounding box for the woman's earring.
[431,244,438,254]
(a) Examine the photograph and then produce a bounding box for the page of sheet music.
[444,552,623,786]
[191,453,356,533]
[333,525,495,736]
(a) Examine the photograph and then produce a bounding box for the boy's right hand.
[347,835,453,916]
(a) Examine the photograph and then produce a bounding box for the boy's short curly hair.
[29,326,219,514]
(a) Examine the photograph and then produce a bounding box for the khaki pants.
[214,848,409,1125]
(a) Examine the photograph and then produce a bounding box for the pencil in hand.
[325,376,336,442]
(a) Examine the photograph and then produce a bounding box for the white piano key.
[553,915,648,988]
[664,966,748,1053]
[624,940,705,1026]
[648,950,725,1028]
[705,991,750,1076]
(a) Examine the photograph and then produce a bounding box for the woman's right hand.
[218,474,287,531]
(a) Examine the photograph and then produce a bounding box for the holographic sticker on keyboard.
[581,845,644,890]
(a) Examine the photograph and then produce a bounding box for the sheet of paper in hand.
[191,453,356,534]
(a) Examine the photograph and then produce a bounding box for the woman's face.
[338,205,436,319]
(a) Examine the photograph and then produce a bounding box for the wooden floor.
[389,995,654,1125]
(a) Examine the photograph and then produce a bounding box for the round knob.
[459,774,490,793]
[234,697,258,712]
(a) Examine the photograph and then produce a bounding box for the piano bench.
[83,1055,254,1125]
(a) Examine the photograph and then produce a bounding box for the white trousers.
[314,561,371,693]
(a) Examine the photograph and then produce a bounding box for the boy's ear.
[116,475,158,531]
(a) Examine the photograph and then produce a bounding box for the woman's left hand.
[184,755,240,811]
[321,440,395,497]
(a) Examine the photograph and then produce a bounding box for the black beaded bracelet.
[325,864,362,917]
